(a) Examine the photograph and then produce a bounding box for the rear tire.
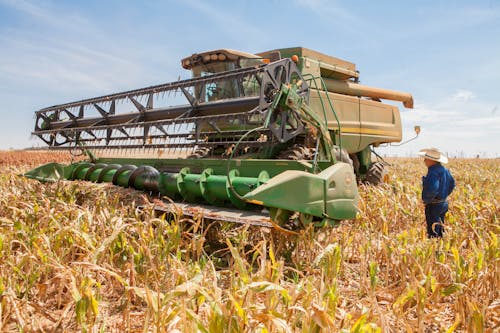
[277,144,314,160]
[364,162,387,185]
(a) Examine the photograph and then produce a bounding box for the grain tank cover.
[260,47,413,108]
[258,47,360,80]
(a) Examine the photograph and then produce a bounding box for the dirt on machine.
[25,47,413,228]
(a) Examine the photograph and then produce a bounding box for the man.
[418,148,456,238]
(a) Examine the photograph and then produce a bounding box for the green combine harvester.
[25,47,413,227]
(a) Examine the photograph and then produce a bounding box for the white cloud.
[0,0,90,32]
[0,1,178,97]
[451,89,475,102]
[0,33,146,95]
[1,0,52,20]
[377,89,500,157]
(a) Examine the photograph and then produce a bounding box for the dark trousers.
[425,202,448,238]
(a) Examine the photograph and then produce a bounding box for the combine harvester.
[25,47,413,228]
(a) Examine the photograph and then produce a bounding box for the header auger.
[26,47,413,228]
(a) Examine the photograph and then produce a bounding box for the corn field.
[0,151,498,332]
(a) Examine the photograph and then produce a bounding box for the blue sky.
[1,0,499,157]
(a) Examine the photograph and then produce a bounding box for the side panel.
[309,90,402,153]
[309,90,360,154]
[358,99,402,150]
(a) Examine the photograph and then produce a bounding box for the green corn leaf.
[369,262,378,290]
[441,283,463,296]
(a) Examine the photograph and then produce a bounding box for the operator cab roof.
[181,49,261,70]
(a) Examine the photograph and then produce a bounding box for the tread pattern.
[364,162,387,185]
[277,144,314,160]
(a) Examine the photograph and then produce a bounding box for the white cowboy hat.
[418,148,449,164]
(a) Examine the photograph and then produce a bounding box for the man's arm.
[422,172,439,204]
[447,171,456,196]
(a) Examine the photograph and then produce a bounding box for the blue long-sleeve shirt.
[422,164,455,204]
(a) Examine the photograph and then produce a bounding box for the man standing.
[418,148,456,238]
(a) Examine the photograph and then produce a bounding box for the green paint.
[24,157,358,223]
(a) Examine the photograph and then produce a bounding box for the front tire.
[364,162,387,185]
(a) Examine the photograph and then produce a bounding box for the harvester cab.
[181,49,265,102]
[25,47,413,228]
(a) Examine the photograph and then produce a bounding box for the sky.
[0,0,499,157]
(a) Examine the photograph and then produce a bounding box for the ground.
[0,151,498,332]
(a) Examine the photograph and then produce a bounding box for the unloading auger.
[25,56,359,227]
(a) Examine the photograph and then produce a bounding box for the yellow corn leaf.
[350,313,367,333]
[184,307,210,333]
[226,239,250,283]
[468,301,484,332]
[197,294,206,307]
[476,251,484,271]
[90,295,98,316]
[248,281,291,304]
[254,324,269,333]
[269,242,275,266]
[145,287,159,313]
[393,288,415,311]
[311,303,334,329]
[229,294,247,325]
